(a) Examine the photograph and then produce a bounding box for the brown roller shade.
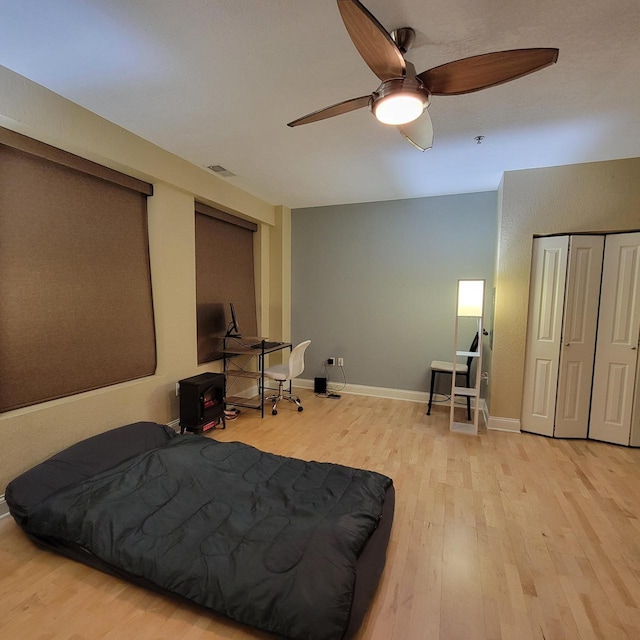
[0,127,153,195]
[195,207,257,364]
[0,144,156,413]
[195,201,257,232]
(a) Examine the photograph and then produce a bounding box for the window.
[194,202,257,363]
[0,128,156,412]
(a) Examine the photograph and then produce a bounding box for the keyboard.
[250,341,283,350]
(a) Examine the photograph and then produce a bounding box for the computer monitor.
[225,302,241,338]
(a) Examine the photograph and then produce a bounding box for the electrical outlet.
[175,382,180,396]
[327,357,335,366]
[337,357,344,367]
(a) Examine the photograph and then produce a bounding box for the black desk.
[222,338,292,418]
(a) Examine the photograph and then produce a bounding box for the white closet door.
[555,235,604,438]
[589,232,640,445]
[522,236,568,436]
[631,349,640,446]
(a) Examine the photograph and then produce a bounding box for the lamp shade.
[457,280,485,317]
[373,93,425,125]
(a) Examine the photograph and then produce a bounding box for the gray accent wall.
[292,192,498,394]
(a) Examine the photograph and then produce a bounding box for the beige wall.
[0,66,289,491]
[269,206,292,343]
[490,157,640,423]
[0,66,273,226]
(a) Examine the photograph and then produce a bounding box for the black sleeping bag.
[16,435,392,640]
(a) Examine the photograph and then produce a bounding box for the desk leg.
[260,352,265,418]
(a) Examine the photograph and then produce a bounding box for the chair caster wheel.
[298,406,303,412]
[272,409,278,415]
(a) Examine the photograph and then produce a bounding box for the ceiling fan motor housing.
[390,27,416,55]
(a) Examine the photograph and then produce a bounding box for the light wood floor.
[2,391,640,639]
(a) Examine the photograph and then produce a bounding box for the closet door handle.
[632,346,637,350]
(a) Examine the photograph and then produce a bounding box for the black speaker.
[314,377,327,394]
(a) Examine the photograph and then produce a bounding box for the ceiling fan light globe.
[373,93,425,125]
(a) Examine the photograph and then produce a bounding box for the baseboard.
[481,401,490,428]
[297,379,508,434]
[0,495,9,520]
[296,378,429,403]
[167,418,180,432]
[296,379,490,410]
[487,416,521,432]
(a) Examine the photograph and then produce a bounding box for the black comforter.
[20,436,391,640]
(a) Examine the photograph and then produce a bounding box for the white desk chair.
[264,340,311,415]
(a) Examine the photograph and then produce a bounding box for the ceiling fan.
[287,0,559,151]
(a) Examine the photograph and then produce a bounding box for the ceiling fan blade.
[417,48,559,96]
[287,95,371,127]
[337,0,405,81]
[398,110,433,151]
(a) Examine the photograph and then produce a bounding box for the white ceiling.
[1,0,639,209]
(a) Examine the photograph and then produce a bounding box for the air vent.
[207,164,236,178]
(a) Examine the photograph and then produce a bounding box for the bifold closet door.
[522,235,603,437]
[522,236,568,436]
[554,235,604,438]
[589,232,640,446]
